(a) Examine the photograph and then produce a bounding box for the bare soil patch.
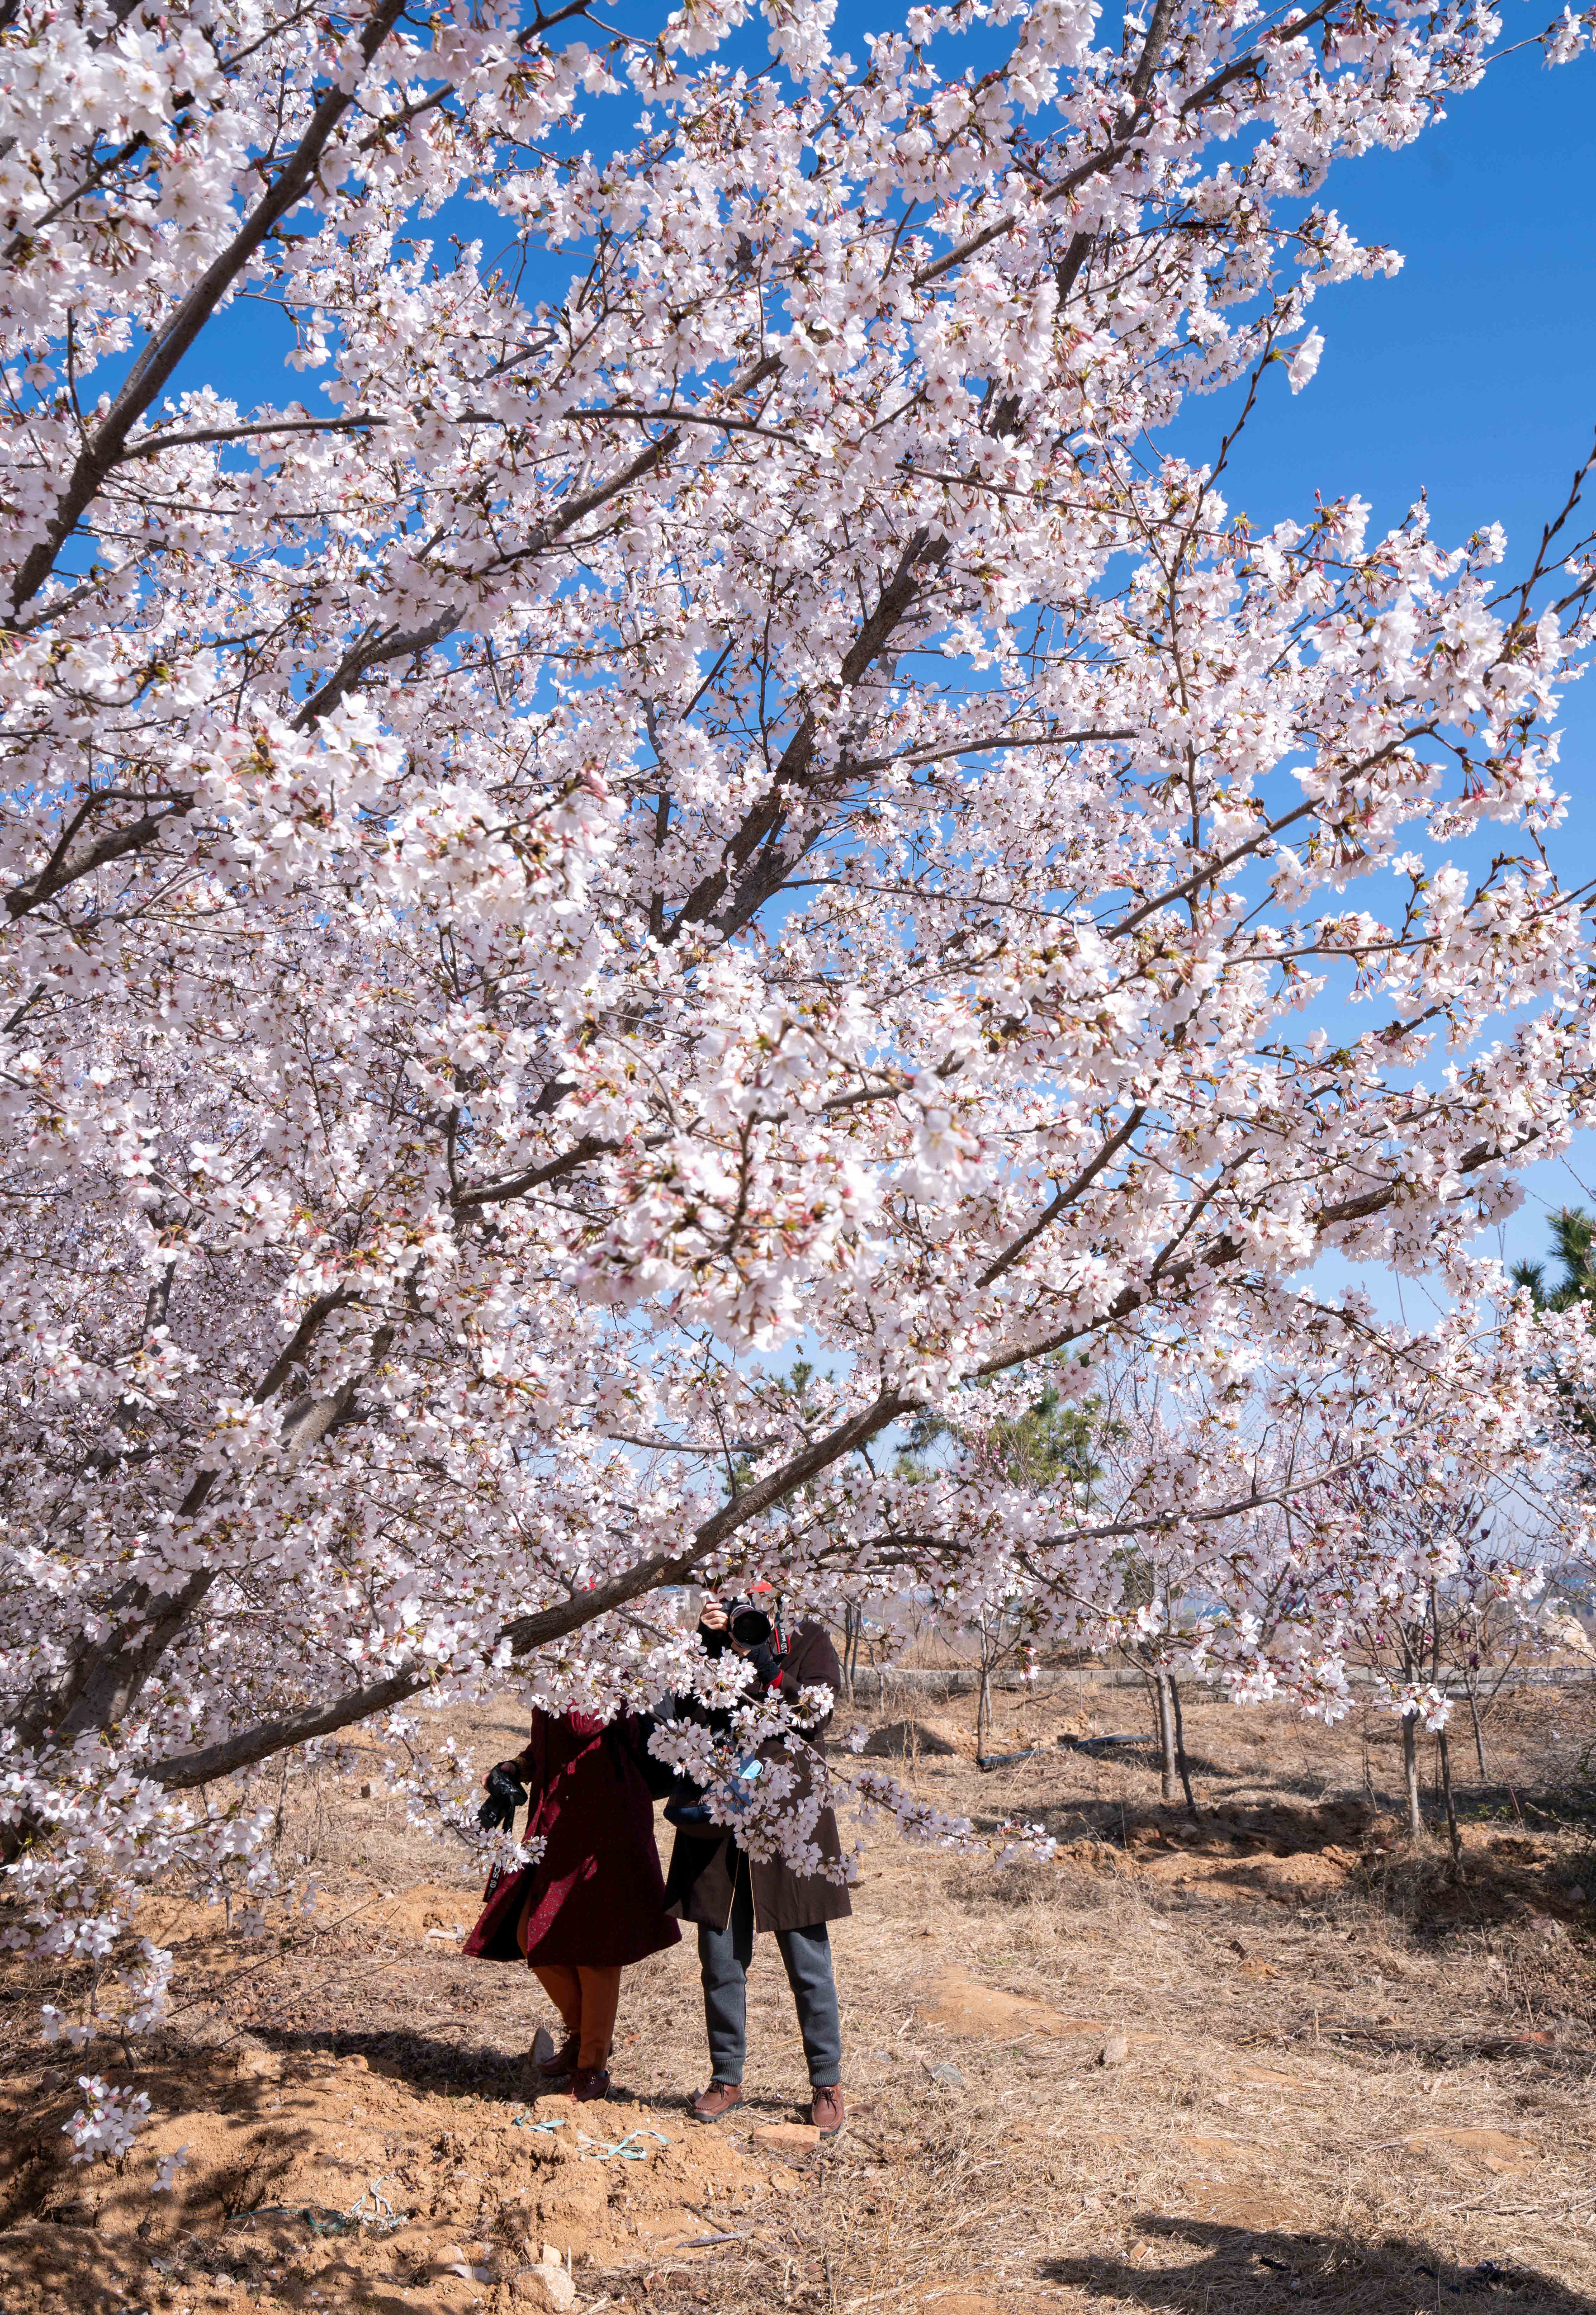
[3,1681,1595,2315]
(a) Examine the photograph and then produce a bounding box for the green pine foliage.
[1512,1207,1596,1464]
[895,1370,1101,1493]
[1511,1205,1596,1312]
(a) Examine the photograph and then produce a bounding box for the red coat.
[463,1711,680,1970]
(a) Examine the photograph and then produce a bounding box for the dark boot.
[690,2080,744,2122]
[811,2084,844,2138]
[570,2065,610,2103]
[537,2034,580,2077]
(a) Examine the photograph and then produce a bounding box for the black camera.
[477,1761,527,1832]
[727,1601,773,1648]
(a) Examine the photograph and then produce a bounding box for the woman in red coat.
[465,1709,679,2099]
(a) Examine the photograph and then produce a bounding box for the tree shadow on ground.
[249,2018,530,2098]
[1042,2216,1593,2314]
[961,1786,1589,1932]
[242,2020,777,2116]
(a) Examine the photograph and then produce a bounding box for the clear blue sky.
[1177,29,1596,557]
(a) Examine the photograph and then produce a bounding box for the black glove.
[745,1641,782,1688]
[477,1761,527,1832]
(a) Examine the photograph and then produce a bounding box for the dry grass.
[2,1678,1594,2315]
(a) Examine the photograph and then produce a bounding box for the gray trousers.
[697,1859,842,2088]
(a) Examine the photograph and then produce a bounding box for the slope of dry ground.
[3,1682,1594,2315]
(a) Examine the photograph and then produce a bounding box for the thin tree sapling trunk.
[1155,1665,1181,1805]
[1466,1671,1488,1779]
[842,1602,861,1703]
[1402,1711,1425,1839]
[1437,1728,1463,1868]
[1169,1672,1199,1817]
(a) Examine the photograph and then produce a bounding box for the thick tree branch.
[451,1132,617,1211]
[976,1107,1146,1288]
[289,432,680,730]
[662,532,949,943]
[4,796,194,920]
[18,1296,385,1750]
[918,0,1339,299]
[151,1386,905,1787]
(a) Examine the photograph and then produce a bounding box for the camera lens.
[729,1607,772,1647]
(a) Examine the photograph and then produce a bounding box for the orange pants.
[532,1964,622,2070]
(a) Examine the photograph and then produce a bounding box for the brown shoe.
[690,2080,744,2123]
[811,2084,845,2138]
[570,2066,610,2103]
[537,2034,580,2077]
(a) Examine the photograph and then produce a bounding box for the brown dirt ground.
[3,1678,1595,2315]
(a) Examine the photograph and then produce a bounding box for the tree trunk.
[1168,1672,1199,1817]
[1465,1673,1488,1779]
[976,1663,992,1763]
[1401,1712,1425,1839]
[16,1318,394,1757]
[1155,1666,1181,1805]
[19,1564,217,1755]
[1437,1728,1463,1868]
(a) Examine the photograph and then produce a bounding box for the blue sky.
[1176,22,1596,563]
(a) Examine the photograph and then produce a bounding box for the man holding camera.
[663,1591,849,2138]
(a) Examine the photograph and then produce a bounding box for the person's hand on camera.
[698,1597,731,1656]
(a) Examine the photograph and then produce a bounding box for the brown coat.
[663,1619,853,1935]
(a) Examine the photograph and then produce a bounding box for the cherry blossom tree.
[5,0,1596,2099]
